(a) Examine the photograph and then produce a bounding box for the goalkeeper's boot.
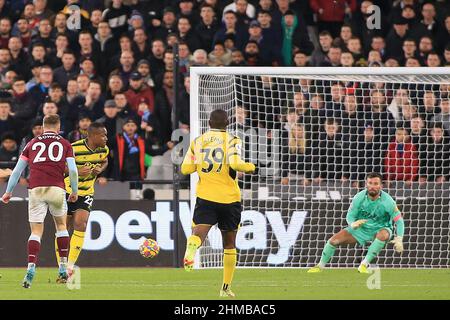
[22,264,36,289]
[183,243,197,272]
[357,263,370,274]
[307,265,323,273]
[219,288,236,298]
[56,263,68,284]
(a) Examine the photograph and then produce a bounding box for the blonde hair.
[289,124,305,154]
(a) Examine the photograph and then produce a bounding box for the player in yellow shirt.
[181,109,256,298]
[56,122,108,283]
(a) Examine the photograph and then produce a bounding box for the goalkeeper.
[308,172,405,273]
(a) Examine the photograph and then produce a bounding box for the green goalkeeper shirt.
[346,190,403,235]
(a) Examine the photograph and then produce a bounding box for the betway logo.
[84,202,307,265]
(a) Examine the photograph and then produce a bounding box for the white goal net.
[189,67,450,268]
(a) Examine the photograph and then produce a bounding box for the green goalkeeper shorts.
[345,226,393,246]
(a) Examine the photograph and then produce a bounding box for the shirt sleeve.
[20,141,30,162]
[346,192,363,225]
[227,136,255,173]
[181,140,197,175]
[66,142,75,159]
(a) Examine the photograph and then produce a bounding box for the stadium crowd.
[0,0,448,186]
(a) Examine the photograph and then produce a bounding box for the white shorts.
[28,186,67,223]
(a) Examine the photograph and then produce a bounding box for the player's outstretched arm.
[181,142,197,175]
[66,157,78,202]
[1,158,28,203]
[228,138,255,173]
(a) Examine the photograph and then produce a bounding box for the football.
[139,238,160,259]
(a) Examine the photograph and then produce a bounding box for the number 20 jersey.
[20,131,74,190]
[186,129,247,204]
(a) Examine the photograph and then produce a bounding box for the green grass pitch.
[0,268,449,300]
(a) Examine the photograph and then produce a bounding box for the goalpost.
[189,67,450,268]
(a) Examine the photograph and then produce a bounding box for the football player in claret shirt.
[1,115,78,288]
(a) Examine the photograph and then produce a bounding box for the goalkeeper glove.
[350,219,367,229]
[390,236,404,253]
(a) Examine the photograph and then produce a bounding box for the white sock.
[27,263,35,269]
[361,259,369,266]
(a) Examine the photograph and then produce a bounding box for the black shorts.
[66,194,94,215]
[193,197,242,231]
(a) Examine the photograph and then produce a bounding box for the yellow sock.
[55,237,60,266]
[68,230,85,267]
[222,248,237,290]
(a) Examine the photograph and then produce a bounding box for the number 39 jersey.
[184,129,251,204]
[20,131,74,190]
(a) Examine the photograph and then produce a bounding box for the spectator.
[281,10,313,65]
[417,36,434,66]
[75,79,105,121]
[136,59,155,88]
[340,51,355,67]
[177,76,190,127]
[223,0,255,28]
[310,118,349,183]
[52,33,70,68]
[8,36,28,78]
[102,0,131,39]
[426,51,442,67]
[178,0,200,27]
[208,41,232,66]
[409,2,442,45]
[94,21,119,62]
[349,124,383,187]
[310,0,357,38]
[229,49,246,66]
[12,18,32,51]
[114,91,138,133]
[384,127,419,184]
[67,114,91,143]
[33,0,53,20]
[293,51,309,67]
[385,15,410,60]
[53,50,79,89]
[31,18,55,54]
[112,50,135,89]
[11,77,37,129]
[388,88,410,121]
[310,31,332,66]
[132,27,151,62]
[418,90,440,122]
[340,94,363,142]
[398,100,418,130]
[77,30,101,71]
[28,64,53,106]
[153,71,174,145]
[364,90,396,144]
[18,118,43,180]
[0,132,18,162]
[178,41,193,76]
[409,116,427,147]
[152,7,178,42]
[213,10,248,51]
[125,71,155,115]
[321,45,342,66]
[0,17,12,49]
[347,36,366,66]
[247,20,280,65]
[418,123,450,184]
[192,49,210,66]
[281,123,309,185]
[432,99,450,132]
[196,4,219,52]
[0,98,21,142]
[113,117,146,182]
